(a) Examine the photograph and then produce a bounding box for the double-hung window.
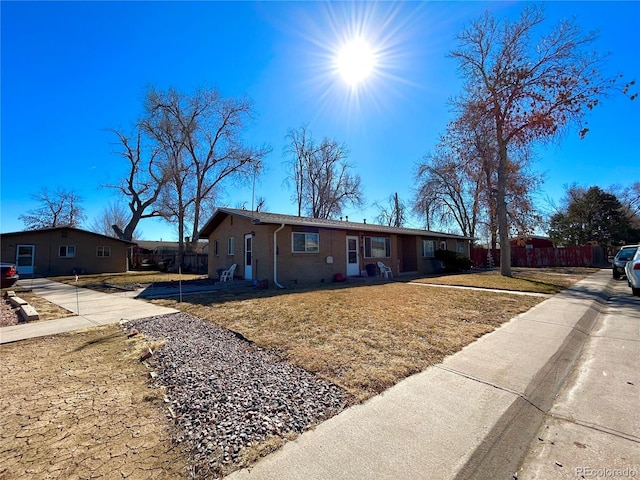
[97,246,111,257]
[364,237,390,258]
[292,232,319,253]
[456,241,465,254]
[59,245,76,258]
[422,240,435,258]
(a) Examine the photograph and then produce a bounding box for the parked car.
[612,245,638,279]
[1,263,19,288]
[624,247,640,296]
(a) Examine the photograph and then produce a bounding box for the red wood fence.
[471,246,607,268]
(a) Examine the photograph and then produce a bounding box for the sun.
[335,38,376,86]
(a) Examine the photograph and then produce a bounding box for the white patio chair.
[377,261,393,279]
[220,263,237,282]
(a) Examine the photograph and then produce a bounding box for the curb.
[453,272,614,480]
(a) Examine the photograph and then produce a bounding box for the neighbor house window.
[228,237,235,255]
[214,240,219,256]
[440,241,447,250]
[292,232,319,253]
[422,240,435,258]
[97,246,111,257]
[59,245,75,258]
[364,237,390,258]
[456,241,465,254]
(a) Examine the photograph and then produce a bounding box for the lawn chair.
[377,261,393,279]
[220,263,237,282]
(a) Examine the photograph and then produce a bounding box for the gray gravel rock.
[125,312,350,478]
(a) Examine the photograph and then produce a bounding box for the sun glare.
[335,38,376,86]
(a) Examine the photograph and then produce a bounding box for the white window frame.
[456,241,465,254]
[422,240,435,258]
[59,245,76,258]
[364,237,391,258]
[97,246,111,257]
[228,237,235,256]
[292,232,319,253]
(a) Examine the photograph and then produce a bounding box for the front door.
[346,236,360,276]
[244,234,253,280]
[16,245,35,276]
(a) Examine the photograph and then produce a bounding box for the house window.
[59,245,75,258]
[422,240,435,258]
[214,240,219,256]
[440,241,447,250]
[97,246,111,257]
[364,237,390,258]
[228,237,235,255]
[292,232,319,253]
[456,241,465,254]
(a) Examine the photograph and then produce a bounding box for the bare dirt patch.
[0,325,189,480]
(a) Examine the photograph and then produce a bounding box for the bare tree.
[285,126,364,219]
[450,5,635,275]
[89,201,142,239]
[376,192,407,227]
[19,187,86,230]
[141,86,270,264]
[105,128,168,241]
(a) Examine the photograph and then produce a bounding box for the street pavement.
[0,278,178,344]
[226,270,639,480]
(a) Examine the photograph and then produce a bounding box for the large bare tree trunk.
[497,141,511,276]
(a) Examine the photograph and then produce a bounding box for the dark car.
[612,245,638,279]
[1,263,20,288]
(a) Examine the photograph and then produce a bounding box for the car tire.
[613,271,620,279]
[632,287,640,297]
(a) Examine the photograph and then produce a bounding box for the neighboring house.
[510,235,554,249]
[0,227,135,277]
[198,208,473,286]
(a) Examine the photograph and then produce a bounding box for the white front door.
[244,234,253,280]
[346,236,360,276]
[16,244,35,276]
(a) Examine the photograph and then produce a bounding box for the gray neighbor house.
[199,208,473,286]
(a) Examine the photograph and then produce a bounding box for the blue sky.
[2,1,639,241]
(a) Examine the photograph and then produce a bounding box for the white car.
[624,247,640,296]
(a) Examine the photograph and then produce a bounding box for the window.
[97,246,111,257]
[292,232,319,253]
[213,240,219,256]
[364,237,390,258]
[59,245,75,258]
[422,240,435,258]
[456,241,465,254]
[440,241,447,250]
[228,237,235,255]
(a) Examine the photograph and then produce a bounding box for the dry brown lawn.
[50,271,206,291]
[0,326,188,480]
[411,267,601,294]
[152,282,547,401]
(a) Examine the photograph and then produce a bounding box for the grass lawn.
[49,271,207,290]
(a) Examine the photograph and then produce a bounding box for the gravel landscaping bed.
[125,312,351,478]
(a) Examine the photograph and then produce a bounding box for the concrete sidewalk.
[227,269,638,480]
[0,278,178,344]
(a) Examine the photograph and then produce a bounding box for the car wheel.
[613,270,620,279]
[632,287,640,297]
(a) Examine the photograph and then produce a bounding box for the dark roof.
[199,207,472,240]
[0,226,137,244]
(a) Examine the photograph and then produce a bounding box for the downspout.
[273,223,285,289]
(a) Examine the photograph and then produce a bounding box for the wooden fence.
[471,246,608,269]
